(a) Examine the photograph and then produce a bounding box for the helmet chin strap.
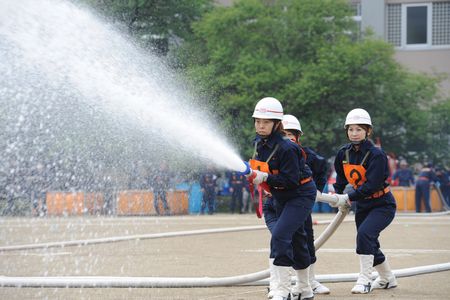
[351,137,367,145]
[271,120,280,135]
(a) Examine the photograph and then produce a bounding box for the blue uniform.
[415,168,438,212]
[334,140,396,266]
[256,132,316,269]
[392,168,415,187]
[229,172,245,213]
[264,145,327,265]
[303,147,327,264]
[200,171,217,214]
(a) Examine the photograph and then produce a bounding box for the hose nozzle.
[237,161,252,176]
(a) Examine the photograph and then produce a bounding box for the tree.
[81,0,213,55]
[180,0,446,164]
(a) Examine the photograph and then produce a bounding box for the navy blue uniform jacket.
[254,132,314,203]
[334,140,395,208]
[303,147,327,193]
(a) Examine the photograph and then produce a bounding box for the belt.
[300,177,312,185]
[418,176,429,181]
[370,187,390,199]
[272,177,312,190]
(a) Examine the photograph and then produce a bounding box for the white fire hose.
[0,262,449,288]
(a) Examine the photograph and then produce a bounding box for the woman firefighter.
[264,114,330,298]
[333,108,397,294]
[246,97,316,300]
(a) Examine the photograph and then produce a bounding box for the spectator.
[102,175,115,215]
[415,163,438,213]
[392,160,415,187]
[199,165,218,215]
[229,171,245,214]
[151,163,171,216]
[241,180,252,213]
[435,167,449,206]
[30,162,50,217]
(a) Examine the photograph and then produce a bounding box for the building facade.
[353,0,450,96]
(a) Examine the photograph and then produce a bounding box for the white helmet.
[252,97,283,120]
[282,114,302,133]
[344,108,372,128]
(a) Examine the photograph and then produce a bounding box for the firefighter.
[264,114,330,298]
[283,114,330,294]
[249,97,316,300]
[333,108,397,294]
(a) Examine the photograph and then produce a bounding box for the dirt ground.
[0,212,449,300]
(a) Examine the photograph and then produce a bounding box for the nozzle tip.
[237,161,251,176]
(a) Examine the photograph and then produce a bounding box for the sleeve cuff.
[348,190,357,201]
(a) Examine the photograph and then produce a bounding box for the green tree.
[428,99,450,165]
[82,0,213,55]
[181,0,447,164]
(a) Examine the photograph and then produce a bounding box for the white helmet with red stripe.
[282,114,302,133]
[252,97,283,120]
[344,108,372,128]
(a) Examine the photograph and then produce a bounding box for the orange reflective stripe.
[300,177,312,185]
[370,187,390,199]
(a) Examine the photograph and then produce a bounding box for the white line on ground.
[0,252,73,256]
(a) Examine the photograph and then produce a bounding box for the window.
[402,4,431,47]
[350,2,362,40]
[387,2,450,49]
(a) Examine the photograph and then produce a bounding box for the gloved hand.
[252,170,269,185]
[330,193,350,208]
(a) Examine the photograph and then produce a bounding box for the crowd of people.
[197,155,449,217]
[390,160,449,212]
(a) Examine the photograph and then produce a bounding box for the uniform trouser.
[32,191,47,211]
[415,181,431,212]
[201,189,215,214]
[304,214,316,264]
[154,190,169,215]
[264,199,317,264]
[230,187,243,213]
[443,186,450,206]
[270,193,315,270]
[263,197,277,232]
[355,203,396,266]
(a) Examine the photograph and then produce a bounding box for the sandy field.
[0,212,449,299]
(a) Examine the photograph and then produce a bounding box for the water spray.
[0,0,247,187]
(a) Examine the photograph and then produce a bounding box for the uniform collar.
[255,132,282,149]
[350,139,372,152]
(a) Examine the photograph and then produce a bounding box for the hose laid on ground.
[249,262,450,285]
[434,185,450,211]
[0,211,352,252]
[1,210,448,288]
[1,262,449,288]
[0,225,266,252]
